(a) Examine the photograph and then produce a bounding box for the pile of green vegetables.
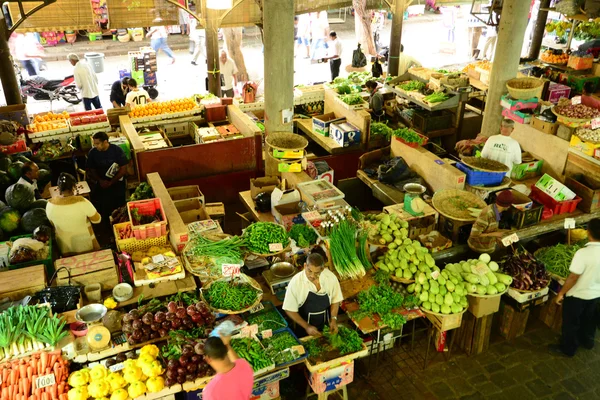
[246,307,288,331]
[423,92,449,103]
[352,283,406,329]
[357,233,373,270]
[336,84,353,95]
[324,326,363,355]
[288,224,318,248]
[536,243,584,278]
[203,280,260,311]
[398,80,425,92]
[129,182,154,201]
[231,337,272,371]
[244,222,289,254]
[444,253,510,295]
[261,331,302,365]
[328,220,366,280]
[340,94,365,106]
[185,235,247,278]
[370,122,393,140]
[392,127,424,144]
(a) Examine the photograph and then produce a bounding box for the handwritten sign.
[592,118,600,130]
[501,233,519,247]
[222,263,242,278]
[269,243,283,252]
[249,302,265,314]
[302,211,321,222]
[431,270,440,280]
[472,263,489,276]
[36,374,56,389]
[564,218,576,230]
[572,96,582,105]
[109,363,125,373]
[291,345,306,355]
[240,324,258,338]
[261,329,273,338]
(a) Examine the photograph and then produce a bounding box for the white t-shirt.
[283,268,343,312]
[329,38,342,60]
[220,59,238,90]
[567,243,600,300]
[73,61,99,99]
[480,134,522,173]
[125,89,150,106]
[149,26,168,40]
[398,53,422,76]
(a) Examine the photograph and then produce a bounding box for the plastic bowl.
[112,283,133,302]
[70,321,88,337]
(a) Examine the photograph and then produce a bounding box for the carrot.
[58,395,66,400]
[26,368,32,383]
[49,385,56,400]
[2,386,7,400]
[52,367,59,385]
[3,369,9,387]
[39,355,47,378]
[10,371,16,387]
[41,393,49,400]
[18,368,25,386]
[23,379,29,398]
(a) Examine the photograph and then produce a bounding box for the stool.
[305,384,348,400]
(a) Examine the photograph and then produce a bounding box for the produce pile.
[184,235,246,281]
[304,326,363,364]
[545,20,570,37]
[230,338,272,372]
[536,243,584,278]
[575,127,600,143]
[423,92,449,104]
[328,220,366,280]
[462,156,508,172]
[128,98,197,119]
[366,212,409,245]
[540,50,568,65]
[129,183,154,201]
[28,112,69,133]
[339,94,365,106]
[161,331,213,385]
[392,127,424,144]
[408,265,468,314]
[555,98,600,120]
[574,21,600,41]
[398,81,425,92]
[203,279,261,312]
[502,249,550,291]
[351,282,407,329]
[288,224,318,248]
[444,253,511,296]
[260,331,303,366]
[245,307,287,332]
[462,60,491,74]
[244,222,289,254]
[370,122,393,140]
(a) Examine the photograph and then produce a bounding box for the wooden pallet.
[456,312,493,355]
[56,249,118,290]
[0,265,46,300]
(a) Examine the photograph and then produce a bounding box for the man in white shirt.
[323,31,342,81]
[283,252,343,336]
[480,119,522,174]
[189,17,205,66]
[551,219,600,357]
[125,79,150,107]
[219,50,238,98]
[68,53,101,111]
[398,45,422,76]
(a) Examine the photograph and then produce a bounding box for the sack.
[378,157,422,188]
[352,46,367,68]
[372,59,383,78]
[35,267,81,314]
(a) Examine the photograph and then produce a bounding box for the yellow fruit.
[128,381,147,398]
[68,386,88,400]
[110,388,128,400]
[90,364,108,381]
[146,376,165,393]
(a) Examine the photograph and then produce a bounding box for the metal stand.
[423,322,457,369]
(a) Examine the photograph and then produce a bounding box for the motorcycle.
[16,64,81,105]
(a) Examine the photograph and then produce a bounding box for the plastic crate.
[244,301,288,333]
[113,222,168,253]
[504,202,544,229]
[8,234,54,277]
[529,186,582,215]
[411,110,453,133]
[258,327,308,368]
[205,104,227,122]
[0,139,27,155]
[393,133,428,148]
[127,198,168,240]
[455,162,506,187]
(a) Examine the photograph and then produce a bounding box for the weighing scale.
[262,262,298,296]
[403,183,426,216]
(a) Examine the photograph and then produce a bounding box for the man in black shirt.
[110,78,130,108]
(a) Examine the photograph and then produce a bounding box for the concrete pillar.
[205,8,221,97]
[264,0,294,133]
[480,0,531,136]
[528,0,551,60]
[0,20,22,105]
[388,0,405,76]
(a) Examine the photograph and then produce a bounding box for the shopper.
[365,80,384,122]
[125,79,150,107]
[296,13,311,59]
[147,26,176,64]
[283,251,343,336]
[11,33,43,77]
[110,78,130,108]
[467,190,514,254]
[46,173,101,256]
[398,45,422,76]
[481,26,498,60]
[219,50,238,98]
[202,335,254,400]
[17,162,41,200]
[189,17,205,66]
[480,118,522,174]
[322,31,342,81]
[550,218,600,357]
[310,11,330,60]
[68,53,101,111]
[87,131,128,223]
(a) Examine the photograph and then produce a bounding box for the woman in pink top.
[202,335,254,400]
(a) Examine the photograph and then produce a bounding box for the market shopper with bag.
[550,218,600,357]
[283,251,343,337]
[467,190,515,254]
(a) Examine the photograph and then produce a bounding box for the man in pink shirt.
[202,335,254,400]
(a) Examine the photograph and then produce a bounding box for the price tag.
[564,218,576,229]
[302,211,321,222]
[291,345,306,355]
[592,118,600,130]
[501,233,520,247]
[431,270,440,280]
[151,254,165,263]
[240,324,258,338]
[269,243,283,252]
[36,374,56,390]
[572,96,582,105]
[249,302,264,314]
[109,363,125,373]
[472,263,488,276]
[221,263,242,277]
[261,329,273,338]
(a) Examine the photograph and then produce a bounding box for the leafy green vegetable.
[423,92,449,103]
[536,243,585,278]
[340,94,365,106]
[129,182,154,201]
[398,80,425,92]
[392,127,424,144]
[231,337,272,371]
[336,84,353,95]
[323,325,363,355]
[261,331,302,365]
[244,222,289,254]
[288,223,318,248]
[246,308,287,331]
[351,282,406,329]
[370,122,393,140]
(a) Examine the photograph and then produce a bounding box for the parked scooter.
[16,64,81,105]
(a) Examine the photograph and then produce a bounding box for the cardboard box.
[507,287,549,304]
[308,361,354,394]
[565,74,600,94]
[273,202,302,230]
[568,55,594,71]
[500,95,538,111]
[557,123,575,141]
[317,169,334,184]
[534,173,577,201]
[0,105,29,127]
[545,82,571,103]
[312,113,345,136]
[174,198,209,224]
[330,122,361,148]
[530,116,558,135]
[250,176,280,198]
[593,63,600,77]
[511,157,544,181]
[502,108,533,125]
[566,174,600,212]
[570,134,600,157]
[468,295,501,317]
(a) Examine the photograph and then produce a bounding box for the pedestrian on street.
[296,13,311,59]
[310,11,329,60]
[11,33,43,77]
[219,50,238,98]
[189,17,205,66]
[147,26,176,64]
[322,31,342,81]
[551,218,600,357]
[110,78,130,108]
[68,53,102,111]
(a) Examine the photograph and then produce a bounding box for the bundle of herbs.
[351,282,406,329]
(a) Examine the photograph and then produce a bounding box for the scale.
[403,183,427,216]
[262,262,298,296]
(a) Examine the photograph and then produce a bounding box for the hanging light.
[206,0,233,10]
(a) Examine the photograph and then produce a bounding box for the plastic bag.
[352,45,367,68]
[9,238,45,264]
[377,157,422,188]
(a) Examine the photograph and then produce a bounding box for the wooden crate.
[55,249,118,291]
[456,312,493,355]
[538,293,562,333]
[0,265,46,300]
[498,302,530,341]
[167,185,204,207]
[424,311,464,332]
[205,202,225,222]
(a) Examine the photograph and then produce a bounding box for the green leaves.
[204,281,259,311]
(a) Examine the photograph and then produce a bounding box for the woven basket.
[265,132,309,151]
[506,78,544,100]
[432,189,487,222]
[552,107,592,127]
[461,156,509,173]
[200,274,264,314]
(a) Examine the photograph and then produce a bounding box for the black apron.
[299,291,331,331]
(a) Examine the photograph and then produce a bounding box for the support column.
[388,0,405,76]
[0,20,22,105]
[528,0,551,60]
[264,0,294,133]
[480,0,531,137]
[205,8,221,97]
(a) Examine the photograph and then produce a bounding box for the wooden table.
[357,170,405,206]
[102,274,197,308]
[295,119,360,155]
[239,190,275,223]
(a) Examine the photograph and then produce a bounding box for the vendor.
[46,173,101,255]
[365,80,384,122]
[283,252,343,336]
[17,162,41,199]
[467,190,515,254]
[480,119,522,174]
[110,77,130,108]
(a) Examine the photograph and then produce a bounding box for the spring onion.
[328,220,365,280]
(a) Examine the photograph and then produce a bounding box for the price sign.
[109,363,125,373]
[501,233,520,247]
[572,96,582,105]
[249,302,264,314]
[592,118,600,130]
[564,218,576,229]
[472,263,488,276]
[431,270,440,280]
[222,263,242,277]
[151,254,165,263]
[36,374,56,390]
[302,211,321,222]
[240,324,258,338]
[291,345,306,355]
[261,329,273,338]
[269,243,283,252]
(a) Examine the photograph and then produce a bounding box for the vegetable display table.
[239,190,275,223]
[295,119,359,155]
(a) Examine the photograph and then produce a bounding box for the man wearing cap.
[67,53,102,111]
[480,119,522,175]
[468,190,515,254]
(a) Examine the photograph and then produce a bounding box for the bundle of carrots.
[0,350,68,400]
